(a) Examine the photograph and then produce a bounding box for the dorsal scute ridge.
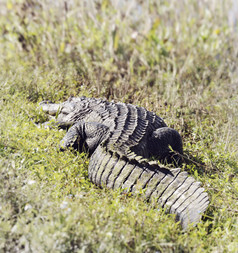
[88,145,209,229]
[100,144,172,175]
[48,97,169,159]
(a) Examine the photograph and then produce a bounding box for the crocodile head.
[39,96,91,128]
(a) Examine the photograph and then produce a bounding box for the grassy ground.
[0,0,238,252]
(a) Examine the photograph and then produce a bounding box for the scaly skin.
[40,96,183,162]
[88,145,209,230]
[40,96,209,229]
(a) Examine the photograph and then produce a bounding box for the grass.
[0,0,238,252]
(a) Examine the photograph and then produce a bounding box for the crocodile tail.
[88,145,209,229]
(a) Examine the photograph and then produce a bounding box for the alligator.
[40,96,209,229]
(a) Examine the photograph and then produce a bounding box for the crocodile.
[40,96,209,229]
[40,96,183,163]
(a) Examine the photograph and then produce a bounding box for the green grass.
[0,0,238,252]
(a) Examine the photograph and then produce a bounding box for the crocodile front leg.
[60,121,110,155]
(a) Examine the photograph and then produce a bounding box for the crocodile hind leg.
[60,121,110,155]
[148,127,183,164]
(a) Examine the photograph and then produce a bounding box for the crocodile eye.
[61,103,76,115]
[81,102,90,110]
